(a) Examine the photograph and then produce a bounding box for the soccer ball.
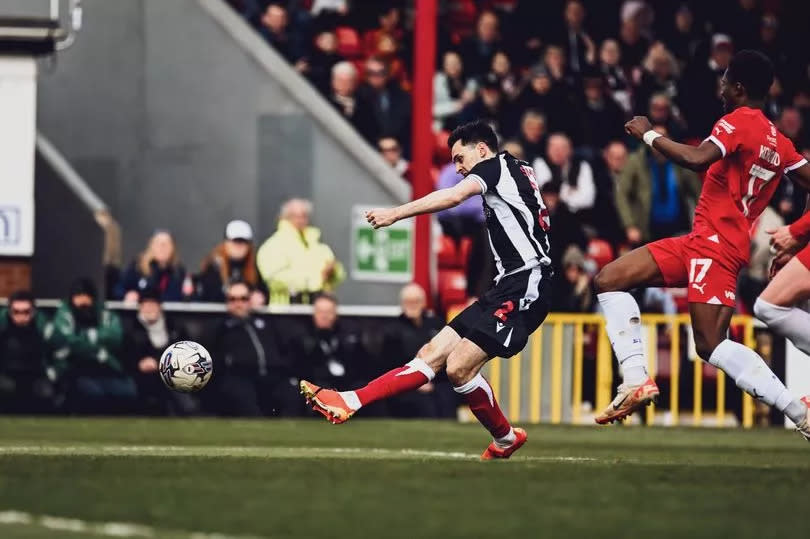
[159,341,213,393]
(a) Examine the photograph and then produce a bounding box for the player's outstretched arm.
[769,167,810,255]
[625,116,722,172]
[365,177,482,229]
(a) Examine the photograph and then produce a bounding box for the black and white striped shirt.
[467,152,552,282]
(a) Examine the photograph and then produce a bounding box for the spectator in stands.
[257,198,345,304]
[617,9,650,71]
[634,43,680,117]
[533,133,596,214]
[513,65,572,137]
[124,288,196,415]
[208,281,299,417]
[436,161,491,298]
[540,179,588,272]
[551,246,594,312]
[647,93,686,143]
[516,109,547,163]
[560,0,596,75]
[292,293,367,396]
[458,72,512,138]
[778,107,807,148]
[306,28,342,95]
[757,14,789,83]
[500,139,526,161]
[381,283,456,417]
[590,140,628,248]
[667,4,703,67]
[378,136,410,180]
[739,205,784,312]
[543,45,574,93]
[614,125,701,244]
[195,220,267,306]
[0,290,52,413]
[726,0,762,52]
[258,1,307,69]
[48,278,136,414]
[357,56,412,151]
[459,10,502,78]
[433,50,477,132]
[372,32,411,92]
[680,33,732,137]
[362,5,406,60]
[489,51,519,100]
[599,39,632,114]
[328,61,376,137]
[116,230,189,304]
[579,68,626,152]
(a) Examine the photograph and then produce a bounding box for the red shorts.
[647,232,743,307]
[796,244,810,271]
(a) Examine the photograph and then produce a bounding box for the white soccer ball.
[159,341,213,393]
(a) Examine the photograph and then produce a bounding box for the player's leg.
[300,325,461,423]
[692,302,809,436]
[754,254,810,355]
[445,340,526,459]
[593,245,671,424]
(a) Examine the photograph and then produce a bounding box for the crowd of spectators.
[1,279,457,417]
[227,0,810,314]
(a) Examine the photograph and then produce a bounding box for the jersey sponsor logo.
[759,145,781,167]
[770,123,777,137]
[715,119,735,134]
[691,282,706,294]
[766,135,778,146]
[724,290,736,301]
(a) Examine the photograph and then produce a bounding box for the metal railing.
[468,313,758,428]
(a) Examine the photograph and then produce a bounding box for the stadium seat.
[335,26,362,59]
[587,238,615,271]
[438,269,467,307]
[458,236,472,271]
[438,235,459,269]
[434,130,451,165]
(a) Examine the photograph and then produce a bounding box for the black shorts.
[448,265,552,358]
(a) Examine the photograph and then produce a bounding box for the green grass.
[0,418,806,538]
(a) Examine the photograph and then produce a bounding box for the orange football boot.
[299,380,356,424]
[481,428,528,460]
[595,377,660,425]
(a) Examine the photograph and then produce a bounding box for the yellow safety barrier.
[468,313,758,428]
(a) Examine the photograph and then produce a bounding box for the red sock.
[354,358,434,406]
[454,374,511,439]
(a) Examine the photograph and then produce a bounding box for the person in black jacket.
[123,288,197,415]
[208,281,300,417]
[380,284,458,418]
[293,293,367,392]
[0,290,53,413]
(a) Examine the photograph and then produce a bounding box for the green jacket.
[44,301,124,377]
[614,145,702,242]
[256,220,346,304]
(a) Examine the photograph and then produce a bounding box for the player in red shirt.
[753,202,810,380]
[593,50,810,441]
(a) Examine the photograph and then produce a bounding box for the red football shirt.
[694,106,806,262]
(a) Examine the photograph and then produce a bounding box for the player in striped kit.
[300,121,553,459]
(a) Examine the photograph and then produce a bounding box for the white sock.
[339,390,362,410]
[494,428,516,448]
[754,298,810,355]
[708,339,806,424]
[598,291,648,385]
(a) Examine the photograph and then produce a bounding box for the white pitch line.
[0,445,597,462]
[0,510,263,538]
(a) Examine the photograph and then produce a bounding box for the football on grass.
[159,341,213,393]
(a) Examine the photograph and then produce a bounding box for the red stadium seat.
[438,269,468,307]
[438,235,459,268]
[587,238,615,271]
[434,130,451,165]
[335,26,362,59]
[458,236,472,271]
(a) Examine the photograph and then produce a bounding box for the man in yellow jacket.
[257,198,345,304]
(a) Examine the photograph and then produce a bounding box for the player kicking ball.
[300,121,554,459]
[593,49,810,440]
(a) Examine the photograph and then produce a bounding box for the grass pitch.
[0,418,806,538]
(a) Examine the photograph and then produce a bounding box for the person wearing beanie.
[46,277,136,413]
